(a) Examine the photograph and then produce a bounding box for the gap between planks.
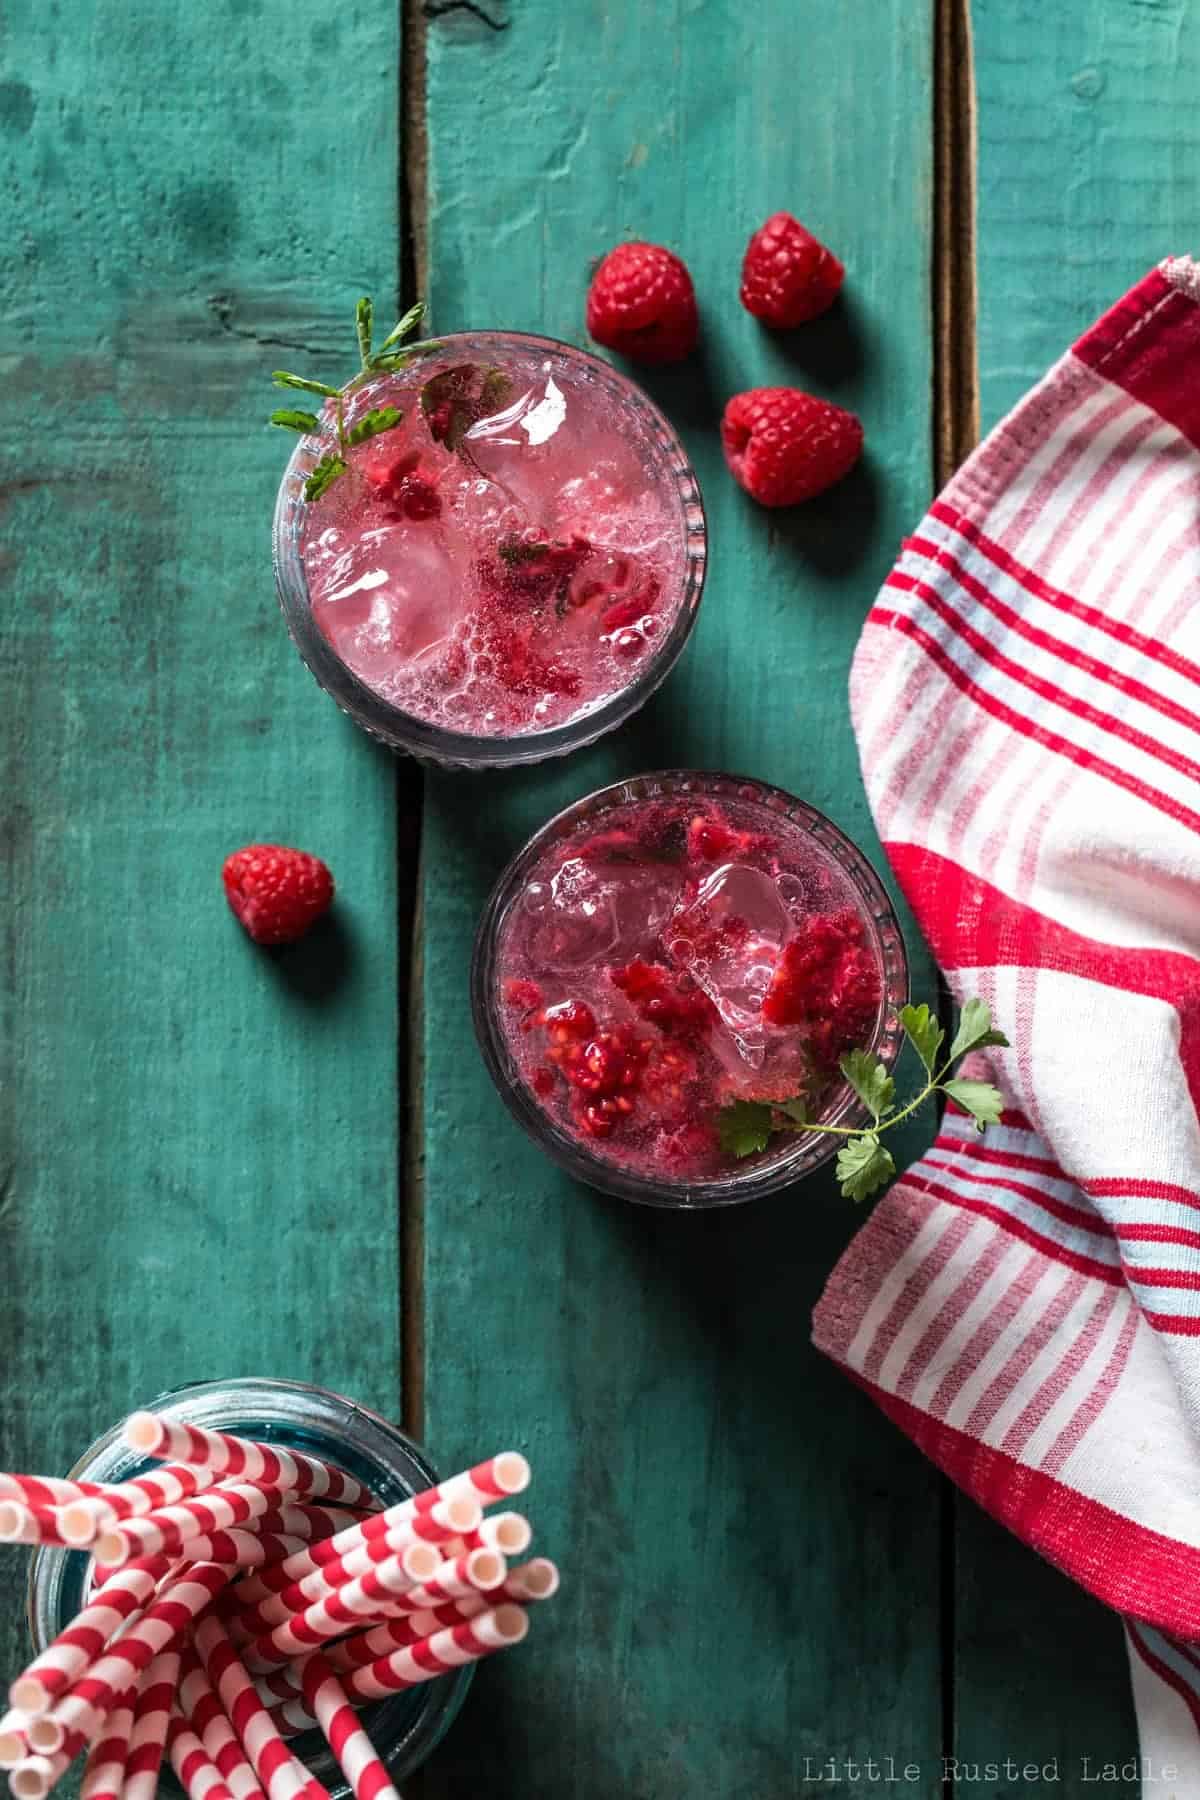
[398,0,430,1447]
[934,2,978,1793]
[935,0,980,487]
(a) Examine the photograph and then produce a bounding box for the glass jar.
[273,330,707,769]
[26,1378,471,1795]
[471,770,909,1207]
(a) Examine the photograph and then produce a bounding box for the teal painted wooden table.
[2,1,1195,1792]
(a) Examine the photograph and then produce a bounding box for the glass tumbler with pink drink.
[272,305,706,768]
[473,772,910,1206]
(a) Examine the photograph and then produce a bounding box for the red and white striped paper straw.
[273,1608,529,1735]
[356,1495,481,1547]
[372,1549,505,1616]
[78,1692,135,1800]
[95,1484,288,1567]
[0,1475,106,1510]
[232,1495,477,1610]
[10,1558,172,1714]
[406,1454,529,1516]
[493,1557,559,1603]
[59,1465,224,1534]
[8,1747,72,1799]
[191,1530,308,1570]
[0,1504,74,1549]
[447,1510,532,1558]
[342,1606,528,1704]
[241,1545,441,1672]
[177,1652,264,1800]
[0,1707,32,1768]
[124,1416,371,1509]
[262,1559,558,1701]
[89,1520,324,1589]
[168,1717,238,1800]
[124,1650,182,1800]
[193,1617,323,1800]
[298,1655,399,1800]
[29,1562,232,1758]
[231,1504,477,1640]
[257,1506,364,1541]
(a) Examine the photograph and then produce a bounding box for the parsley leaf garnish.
[836,1134,897,1204]
[717,1100,774,1160]
[715,996,1009,1202]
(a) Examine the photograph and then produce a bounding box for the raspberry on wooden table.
[586,242,699,364]
[740,211,844,328]
[721,387,863,507]
[222,845,335,945]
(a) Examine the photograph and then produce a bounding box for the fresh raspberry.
[667,893,751,967]
[504,978,542,1013]
[762,910,881,1066]
[722,387,863,507]
[561,1024,649,1139]
[740,212,844,328]
[481,533,592,613]
[640,1042,701,1129]
[611,960,715,1041]
[685,812,773,863]
[586,242,699,364]
[398,477,441,520]
[363,447,442,521]
[222,845,335,946]
[541,999,597,1043]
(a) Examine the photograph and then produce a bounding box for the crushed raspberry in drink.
[494,786,886,1181]
[300,344,688,737]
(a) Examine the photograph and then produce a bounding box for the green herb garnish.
[716,997,1008,1202]
[269,297,437,503]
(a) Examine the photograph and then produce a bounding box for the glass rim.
[272,329,708,768]
[471,769,911,1209]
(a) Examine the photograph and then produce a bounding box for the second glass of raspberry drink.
[273,321,706,767]
[472,773,909,1207]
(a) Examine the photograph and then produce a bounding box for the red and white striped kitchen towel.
[812,255,1200,1791]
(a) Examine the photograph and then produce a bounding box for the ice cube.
[669,864,789,1067]
[462,373,566,515]
[527,857,619,971]
[310,521,467,681]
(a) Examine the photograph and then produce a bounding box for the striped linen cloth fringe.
[812,255,1200,1794]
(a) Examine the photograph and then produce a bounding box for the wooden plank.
[0,0,402,1679]
[953,0,1200,1780]
[417,4,942,1791]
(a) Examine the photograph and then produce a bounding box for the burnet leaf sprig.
[269,298,437,503]
[717,997,1009,1203]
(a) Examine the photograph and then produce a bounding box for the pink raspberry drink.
[274,333,705,766]
[473,773,909,1206]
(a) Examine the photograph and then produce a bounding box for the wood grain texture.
[0,0,403,1690]
[953,0,1200,1783]
[416,4,943,1792]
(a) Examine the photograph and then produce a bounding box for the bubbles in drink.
[300,345,689,737]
